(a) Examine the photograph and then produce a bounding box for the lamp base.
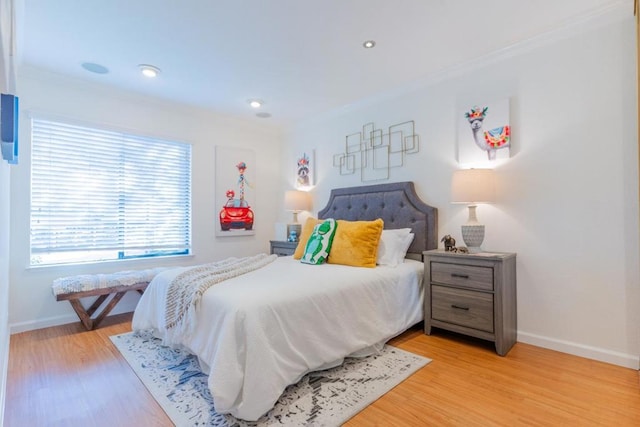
[461,224,484,253]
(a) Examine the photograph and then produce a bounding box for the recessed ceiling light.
[139,64,161,78]
[363,40,376,49]
[248,99,263,108]
[81,62,109,74]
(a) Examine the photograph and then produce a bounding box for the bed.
[132,181,437,421]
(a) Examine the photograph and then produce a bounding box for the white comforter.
[132,256,424,421]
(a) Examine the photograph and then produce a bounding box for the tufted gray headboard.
[318,181,438,260]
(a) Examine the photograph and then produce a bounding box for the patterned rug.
[111,330,431,427]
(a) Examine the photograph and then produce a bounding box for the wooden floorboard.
[5,313,640,426]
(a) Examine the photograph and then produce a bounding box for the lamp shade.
[284,190,311,212]
[451,169,496,204]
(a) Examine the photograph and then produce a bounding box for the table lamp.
[451,168,496,253]
[284,190,311,241]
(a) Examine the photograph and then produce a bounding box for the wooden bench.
[52,267,167,330]
[56,282,149,330]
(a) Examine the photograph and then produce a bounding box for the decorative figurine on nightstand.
[287,229,298,242]
[450,246,469,254]
[441,235,456,252]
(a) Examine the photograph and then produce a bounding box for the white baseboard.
[10,303,137,334]
[10,313,82,334]
[518,331,639,370]
[10,295,141,335]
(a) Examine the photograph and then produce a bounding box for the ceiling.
[17,0,629,126]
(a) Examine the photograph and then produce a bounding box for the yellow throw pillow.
[327,219,384,268]
[293,217,320,259]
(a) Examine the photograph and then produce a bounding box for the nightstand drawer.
[272,248,294,256]
[431,262,494,291]
[270,240,297,257]
[431,285,494,333]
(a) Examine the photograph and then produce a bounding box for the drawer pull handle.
[451,273,469,279]
[451,304,470,311]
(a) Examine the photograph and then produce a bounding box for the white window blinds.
[30,118,192,266]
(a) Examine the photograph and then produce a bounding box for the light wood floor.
[6,313,640,427]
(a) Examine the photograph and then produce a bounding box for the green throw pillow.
[300,219,337,265]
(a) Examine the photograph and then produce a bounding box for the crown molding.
[300,0,631,128]
[405,0,632,90]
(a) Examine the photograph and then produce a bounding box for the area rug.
[111,330,430,427]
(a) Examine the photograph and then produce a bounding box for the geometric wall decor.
[333,120,419,182]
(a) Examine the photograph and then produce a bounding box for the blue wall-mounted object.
[1,93,19,164]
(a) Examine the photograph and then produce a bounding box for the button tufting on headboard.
[317,182,438,257]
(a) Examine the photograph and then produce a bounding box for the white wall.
[0,0,15,421]
[286,17,640,368]
[8,66,285,332]
[0,152,10,427]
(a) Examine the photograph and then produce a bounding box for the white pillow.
[383,228,411,238]
[376,228,414,267]
[399,232,415,258]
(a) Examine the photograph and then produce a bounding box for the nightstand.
[269,240,297,256]
[423,249,517,356]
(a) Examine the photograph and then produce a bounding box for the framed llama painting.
[215,146,256,237]
[457,99,511,166]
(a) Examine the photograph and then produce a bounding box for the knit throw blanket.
[164,253,277,340]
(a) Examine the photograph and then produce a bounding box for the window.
[30,118,192,266]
